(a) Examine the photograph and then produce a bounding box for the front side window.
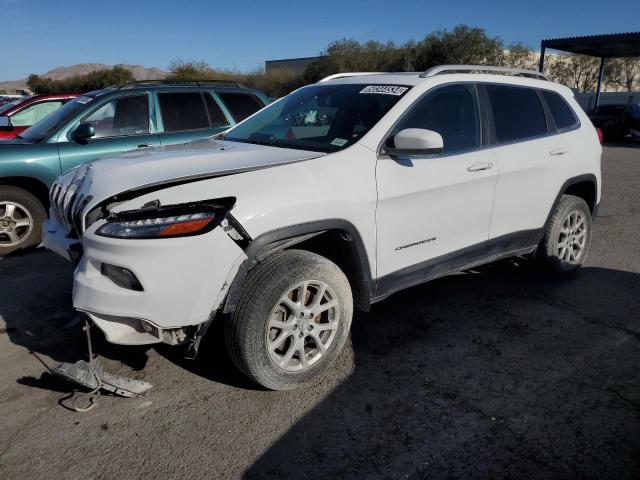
[82,95,149,138]
[219,93,264,122]
[158,92,210,132]
[225,83,409,153]
[486,85,547,143]
[10,101,63,126]
[541,90,578,131]
[390,83,480,153]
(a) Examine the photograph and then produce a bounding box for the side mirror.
[71,123,96,143]
[385,128,443,156]
[0,116,12,131]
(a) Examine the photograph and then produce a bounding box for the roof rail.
[318,72,384,82]
[420,65,548,81]
[116,79,244,89]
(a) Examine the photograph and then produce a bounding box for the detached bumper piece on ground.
[52,319,152,411]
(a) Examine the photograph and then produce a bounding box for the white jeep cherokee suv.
[44,66,602,390]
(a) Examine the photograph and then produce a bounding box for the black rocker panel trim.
[373,228,542,303]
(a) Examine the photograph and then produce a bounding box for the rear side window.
[541,90,578,130]
[158,92,210,132]
[392,83,480,153]
[218,93,264,122]
[486,85,547,143]
[203,93,230,128]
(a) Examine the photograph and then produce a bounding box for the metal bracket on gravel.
[52,317,152,409]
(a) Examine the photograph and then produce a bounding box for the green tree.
[167,60,219,80]
[501,43,536,69]
[27,66,135,93]
[608,57,640,92]
[546,54,601,92]
[413,25,503,70]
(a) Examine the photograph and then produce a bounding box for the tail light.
[596,127,603,144]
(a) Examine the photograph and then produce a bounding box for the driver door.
[58,93,160,174]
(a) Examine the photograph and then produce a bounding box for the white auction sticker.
[360,85,409,96]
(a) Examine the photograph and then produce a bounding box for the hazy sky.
[1,0,638,79]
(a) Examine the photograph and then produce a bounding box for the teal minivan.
[0,80,269,255]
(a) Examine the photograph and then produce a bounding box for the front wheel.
[226,249,353,390]
[0,186,46,257]
[536,194,592,275]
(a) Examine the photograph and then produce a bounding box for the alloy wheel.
[266,280,340,372]
[0,202,33,247]
[556,210,587,264]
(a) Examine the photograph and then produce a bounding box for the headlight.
[96,203,226,239]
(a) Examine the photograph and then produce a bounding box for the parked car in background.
[628,103,640,140]
[0,93,80,139]
[587,103,634,141]
[0,80,269,255]
[44,66,601,390]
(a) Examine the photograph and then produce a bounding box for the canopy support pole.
[538,46,546,73]
[595,57,607,108]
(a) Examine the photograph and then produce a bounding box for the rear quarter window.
[218,93,264,122]
[541,90,578,131]
[486,84,548,143]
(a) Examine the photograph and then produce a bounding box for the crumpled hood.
[66,138,324,208]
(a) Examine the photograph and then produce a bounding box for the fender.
[543,173,599,233]
[222,219,374,313]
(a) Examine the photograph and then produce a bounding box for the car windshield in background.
[224,83,410,153]
[18,95,95,142]
[0,99,23,114]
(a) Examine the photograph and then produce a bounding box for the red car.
[0,93,80,139]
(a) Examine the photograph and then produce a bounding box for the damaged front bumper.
[43,208,246,347]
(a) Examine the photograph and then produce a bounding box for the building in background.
[265,56,324,75]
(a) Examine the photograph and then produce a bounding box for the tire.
[226,249,353,390]
[536,194,592,275]
[0,186,46,257]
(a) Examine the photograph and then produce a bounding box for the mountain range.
[0,63,168,91]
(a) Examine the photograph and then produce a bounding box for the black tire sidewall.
[230,251,353,390]
[542,195,592,274]
[0,186,46,256]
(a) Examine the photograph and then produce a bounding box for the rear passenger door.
[155,91,231,146]
[483,84,575,240]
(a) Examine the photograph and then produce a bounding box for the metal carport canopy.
[538,32,640,107]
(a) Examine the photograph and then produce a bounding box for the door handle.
[467,161,494,172]
[549,147,567,156]
[134,143,152,149]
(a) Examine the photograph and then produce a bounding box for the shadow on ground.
[2,251,639,479]
[0,249,153,393]
[244,261,640,479]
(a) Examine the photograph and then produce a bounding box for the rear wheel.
[0,186,46,257]
[226,249,353,390]
[536,194,592,275]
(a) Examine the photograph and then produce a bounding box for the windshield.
[0,99,24,115]
[225,83,410,153]
[19,95,96,142]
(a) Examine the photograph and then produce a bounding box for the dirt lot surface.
[1,146,639,479]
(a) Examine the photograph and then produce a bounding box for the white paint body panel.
[376,148,497,277]
[43,72,602,345]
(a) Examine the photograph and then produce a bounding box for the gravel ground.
[0,146,639,480]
